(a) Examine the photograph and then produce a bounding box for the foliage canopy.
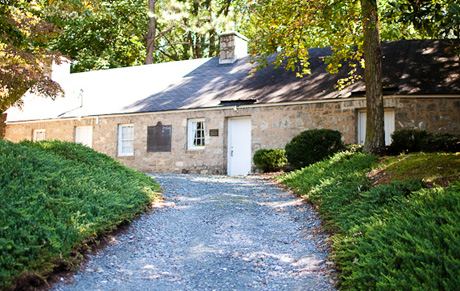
[242,0,458,79]
[0,0,64,112]
[51,0,246,72]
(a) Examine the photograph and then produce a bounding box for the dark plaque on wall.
[147,122,172,152]
[209,129,219,137]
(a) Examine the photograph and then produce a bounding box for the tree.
[388,0,460,51]
[361,0,385,153]
[242,0,444,154]
[389,0,460,39]
[51,0,245,71]
[49,0,147,72]
[0,0,64,113]
[144,0,245,64]
[145,0,157,64]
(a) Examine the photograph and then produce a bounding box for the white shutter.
[357,109,395,146]
[75,126,93,147]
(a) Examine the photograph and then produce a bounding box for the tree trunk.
[145,0,157,64]
[208,29,216,57]
[361,0,385,155]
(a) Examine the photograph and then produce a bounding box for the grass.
[0,139,161,290]
[279,150,460,290]
[369,152,460,186]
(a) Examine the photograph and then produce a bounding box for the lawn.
[0,139,161,290]
[279,150,460,290]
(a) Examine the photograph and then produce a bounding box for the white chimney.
[219,32,249,64]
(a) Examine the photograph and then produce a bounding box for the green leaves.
[49,0,148,72]
[245,0,457,82]
[253,148,287,172]
[0,0,65,113]
[244,0,364,77]
[285,129,345,169]
[388,0,460,40]
[49,0,244,72]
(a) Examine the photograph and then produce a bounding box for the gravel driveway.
[52,174,336,291]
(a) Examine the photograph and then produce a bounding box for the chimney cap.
[219,31,250,41]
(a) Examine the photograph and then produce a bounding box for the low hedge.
[285,129,344,169]
[253,149,287,172]
[390,129,460,154]
[280,150,460,289]
[0,139,161,290]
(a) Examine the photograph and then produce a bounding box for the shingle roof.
[6,39,459,122]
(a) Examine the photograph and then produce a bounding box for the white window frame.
[118,124,134,156]
[187,119,206,150]
[33,129,46,142]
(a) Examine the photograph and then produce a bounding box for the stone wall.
[4,117,96,143]
[393,97,460,133]
[4,97,460,174]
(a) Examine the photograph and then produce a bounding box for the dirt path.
[52,174,335,290]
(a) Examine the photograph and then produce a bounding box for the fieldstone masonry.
[3,97,460,174]
[219,32,249,64]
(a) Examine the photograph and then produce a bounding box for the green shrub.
[422,133,460,153]
[390,129,460,154]
[0,139,161,289]
[253,149,287,172]
[390,129,430,153]
[285,129,344,169]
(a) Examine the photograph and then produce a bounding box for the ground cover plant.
[0,139,161,290]
[280,150,460,289]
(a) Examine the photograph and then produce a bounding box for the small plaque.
[209,129,219,137]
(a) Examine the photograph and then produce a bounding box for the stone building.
[2,33,460,175]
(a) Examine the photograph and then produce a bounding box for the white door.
[358,110,395,146]
[228,117,251,176]
[75,126,93,148]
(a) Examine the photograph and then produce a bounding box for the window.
[33,129,46,142]
[187,119,205,150]
[118,124,134,156]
